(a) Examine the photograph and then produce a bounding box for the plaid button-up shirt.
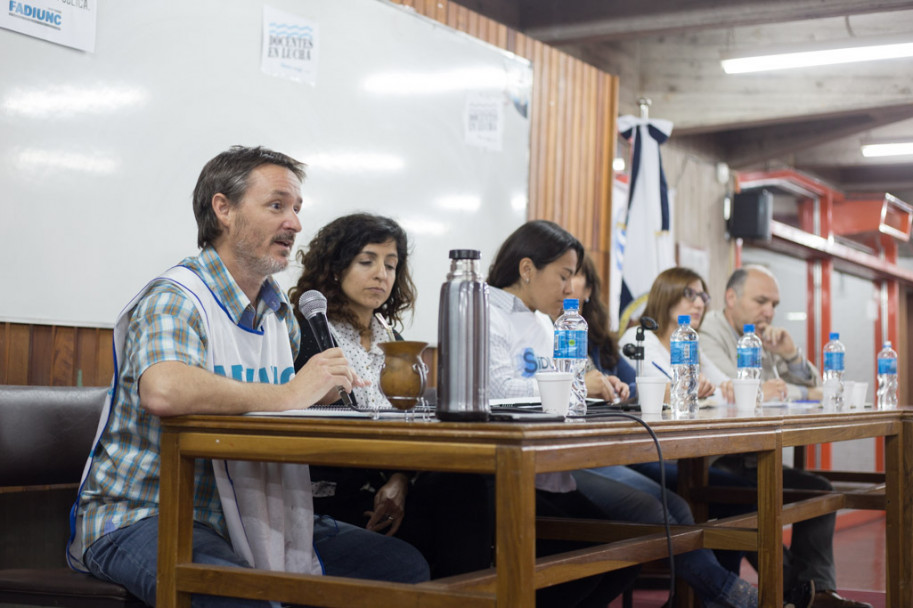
[76,247,300,554]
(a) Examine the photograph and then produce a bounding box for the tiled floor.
[608,514,887,607]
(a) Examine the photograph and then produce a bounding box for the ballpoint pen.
[652,361,673,381]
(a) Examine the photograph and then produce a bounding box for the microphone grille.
[297,290,328,319]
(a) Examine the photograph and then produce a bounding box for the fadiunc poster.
[1,0,96,52]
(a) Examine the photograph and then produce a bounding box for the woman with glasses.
[619,266,728,400]
[616,269,818,600]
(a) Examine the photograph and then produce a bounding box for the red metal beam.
[736,167,907,472]
[738,169,840,200]
[767,222,913,285]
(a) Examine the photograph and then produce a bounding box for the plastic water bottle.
[670,314,699,417]
[822,332,845,410]
[554,298,588,416]
[877,341,898,410]
[737,323,763,406]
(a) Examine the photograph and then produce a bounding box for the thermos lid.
[449,249,480,260]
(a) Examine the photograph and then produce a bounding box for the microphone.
[297,290,356,408]
[622,316,659,378]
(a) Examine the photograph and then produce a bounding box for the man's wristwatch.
[784,349,803,364]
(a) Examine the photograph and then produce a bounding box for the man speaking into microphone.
[68,146,430,608]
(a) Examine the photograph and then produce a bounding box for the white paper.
[261,5,318,85]
[1,0,96,52]
[465,92,504,151]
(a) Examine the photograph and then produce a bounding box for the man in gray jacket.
[700,265,869,608]
[701,265,821,402]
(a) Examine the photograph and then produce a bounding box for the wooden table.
[157,406,911,608]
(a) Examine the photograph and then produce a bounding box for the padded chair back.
[0,385,107,486]
[0,385,147,607]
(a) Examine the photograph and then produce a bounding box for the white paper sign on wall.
[261,5,318,85]
[1,0,96,52]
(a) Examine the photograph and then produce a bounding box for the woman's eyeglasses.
[683,286,711,304]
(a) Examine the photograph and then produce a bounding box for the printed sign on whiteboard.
[1,0,96,52]
[464,92,504,151]
[261,5,318,85]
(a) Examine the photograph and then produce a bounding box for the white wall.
[0,0,532,344]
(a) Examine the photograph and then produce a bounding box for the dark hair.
[193,146,306,249]
[726,265,774,296]
[577,254,620,370]
[641,267,709,337]
[726,267,750,295]
[488,220,584,288]
[289,213,415,333]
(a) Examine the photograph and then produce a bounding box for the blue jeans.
[534,488,641,608]
[708,457,837,591]
[632,459,837,591]
[574,466,748,607]
[629,461,756,574]
[83,516,430,608]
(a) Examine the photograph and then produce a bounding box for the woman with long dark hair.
[487,220,627,401]
[290,213,490,578]
[290,213,415,393]
[488,221,758,608]
[570,254,636,397]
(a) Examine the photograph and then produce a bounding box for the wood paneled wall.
[0,323,113,387]
[4,1,619,388]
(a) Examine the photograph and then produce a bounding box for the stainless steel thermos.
[436,249,490,421]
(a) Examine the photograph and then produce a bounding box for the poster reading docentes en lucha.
[2,0,96,52]
[261,4,319,85]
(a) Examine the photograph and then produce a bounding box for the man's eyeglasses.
[683,286,711,304]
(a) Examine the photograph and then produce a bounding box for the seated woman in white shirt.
[487,223,627,402]
[486,219,638,608]
[289,213,489,578]
[619,266,729,402]
[487,221,758,608]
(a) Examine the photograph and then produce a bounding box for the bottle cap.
[678,314,690,324]
[449,249,480,260]
[743,324,755,333]
[884,341,892,348]
[563,298,579,310]
[829,332,839,340]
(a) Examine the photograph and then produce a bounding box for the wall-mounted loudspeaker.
[728,189,772,240]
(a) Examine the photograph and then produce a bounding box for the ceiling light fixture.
[861,142,913,158]
[721,37,913,74]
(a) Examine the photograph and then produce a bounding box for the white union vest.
[73,265,320,576]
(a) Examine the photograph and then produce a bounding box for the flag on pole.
[615,114,675,331]
[607,175,628,332]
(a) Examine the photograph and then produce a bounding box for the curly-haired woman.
[289,213,489,578]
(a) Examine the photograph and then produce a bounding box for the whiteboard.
[0,0,531,344]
